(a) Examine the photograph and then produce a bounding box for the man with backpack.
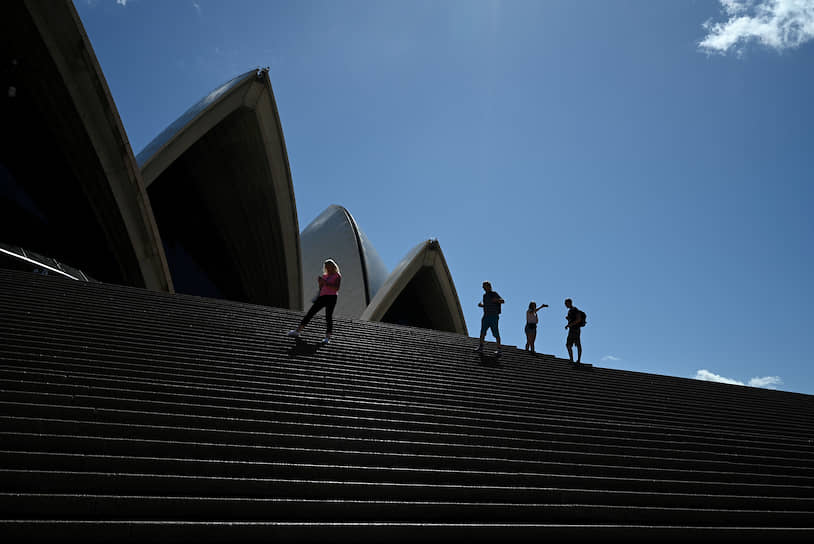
[564,298,586,364]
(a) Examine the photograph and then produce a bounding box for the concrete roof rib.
[361,239,468,335]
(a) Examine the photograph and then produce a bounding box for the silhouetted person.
[289,259,341,344]
[564,298,584,363]
[475,281,504,356]
[525,301,548,353]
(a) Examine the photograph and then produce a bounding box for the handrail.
[0,246,81,281]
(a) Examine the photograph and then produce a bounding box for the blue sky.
[75,0,814,395]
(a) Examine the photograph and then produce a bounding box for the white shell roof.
[299,205,388,318]
[361,239,467,334]
[136,70,256,170]
[134,68,302,309]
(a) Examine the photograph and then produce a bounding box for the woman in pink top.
[288,259,341,343]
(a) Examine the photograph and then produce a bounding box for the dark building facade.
[1,0,172,292]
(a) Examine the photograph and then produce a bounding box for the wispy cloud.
[748,375,783,388]
[192,2,201,16]
[699,0,814,54]
[694,369,784,389]
[116,0,128,6]
[695,369,745,385]
[601,355,621,362]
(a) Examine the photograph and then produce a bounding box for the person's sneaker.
[495,350,502,357]
[473,345,483,353]
[321,337,331,344]
[287,330,300,338]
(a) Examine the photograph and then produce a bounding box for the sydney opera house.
[4,3,814,541]
[1,0,467,335]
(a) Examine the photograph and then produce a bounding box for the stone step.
[2,493,813,526]
[2,520,810,544]
[3,451,811,496]
[4,372,811,453]
[4,450,811,494]
[3,470,813,511]
[2,284,810,420]
[3,396,809,464]
[2,350,809,441]
[3,412,812,473]
[1,269,813,536]
[3,433,813,487]
[3,304,812,436]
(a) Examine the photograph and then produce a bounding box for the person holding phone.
[288,259,341,344]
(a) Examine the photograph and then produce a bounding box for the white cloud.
[695,369,745,385]
[116,0,128,6]
[721,0,750,16]
[601,355,621,362]
[748,375,783,388]
[694,369,784,390]
[192,2,201,16]
[699,0,814,54]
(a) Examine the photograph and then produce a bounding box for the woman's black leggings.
[299,295,337,335]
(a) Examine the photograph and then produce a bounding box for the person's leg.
[525,328,531,350]
[491,318,501,351]
[566,338,574,362]
[477,316,488,350]
[575,338,582,363]
[323,295,337,337]
[298,297,328,331]
[529,328,537,353]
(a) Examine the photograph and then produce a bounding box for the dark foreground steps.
[1,269,813,542]
[4,521,811,544]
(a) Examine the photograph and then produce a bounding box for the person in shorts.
[525,301,548,353]
[475,281,504,356]
[564,298,583,363]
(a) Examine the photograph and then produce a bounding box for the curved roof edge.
[360,239,468,335]
[138,68,301,309]
[257,68,302,310]
[336,206,388,306]
[26,0,173,293]
[137,69,260,185]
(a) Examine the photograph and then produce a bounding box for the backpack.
[578,309,587,327]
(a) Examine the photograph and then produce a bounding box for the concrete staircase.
[1,268,813,542]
